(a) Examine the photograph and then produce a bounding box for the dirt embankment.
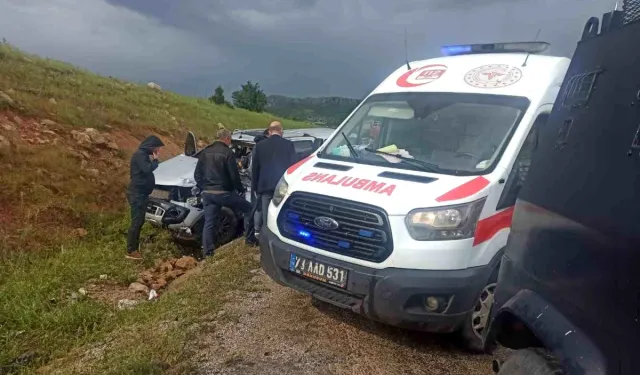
[0,110,182,252]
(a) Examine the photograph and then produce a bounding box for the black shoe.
[244,237,259,247]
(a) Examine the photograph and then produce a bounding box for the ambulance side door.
[469,105,552,268]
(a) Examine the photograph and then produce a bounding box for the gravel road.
[194,265,498,375]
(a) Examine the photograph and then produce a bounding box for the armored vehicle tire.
[498,348,563,375]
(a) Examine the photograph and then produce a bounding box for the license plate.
[289,254,348,289]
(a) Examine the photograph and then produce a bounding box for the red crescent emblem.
[396,64,448,87]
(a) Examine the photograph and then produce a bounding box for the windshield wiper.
[341,132,360,159]
[364,148,441,173]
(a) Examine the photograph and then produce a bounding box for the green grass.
[0,214,259,374]
[0,42,309,136]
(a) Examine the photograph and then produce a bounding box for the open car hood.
[154,154,198,187]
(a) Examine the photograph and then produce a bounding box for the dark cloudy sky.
[1,0,615,98]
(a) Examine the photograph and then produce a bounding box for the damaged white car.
[145,127,334,248]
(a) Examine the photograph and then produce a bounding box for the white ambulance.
[259,42,569,351]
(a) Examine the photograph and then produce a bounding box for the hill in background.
[0,43,308,140]
[266,95,362,128]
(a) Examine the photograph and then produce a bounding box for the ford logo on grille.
[314,216,339,231]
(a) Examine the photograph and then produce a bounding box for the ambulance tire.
[459,265,499,353]
[497,348,564,375]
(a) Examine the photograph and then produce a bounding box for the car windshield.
[319,92,530,175]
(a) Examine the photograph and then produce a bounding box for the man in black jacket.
[195,128,253,257]
[251,122,296,230]
[250,128,269,237]
[127,135,165,260]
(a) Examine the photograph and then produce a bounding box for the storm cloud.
[0,0,616,97]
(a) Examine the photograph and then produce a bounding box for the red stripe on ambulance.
[287,155,313,175]
[435,176,490,202]
[301,172,397,196]
[473,206,514,246]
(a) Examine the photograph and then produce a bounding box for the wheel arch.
[486,308,543,351]
[485,289,607,374]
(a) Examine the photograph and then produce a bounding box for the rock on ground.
[0,91,14,105]
[73,228,88,238]
[175,256,198,270]
[128,282,150,294]
[0,135,11,154]
[117,299,138,310]
[40,119,57,126]
[151,278,167,291]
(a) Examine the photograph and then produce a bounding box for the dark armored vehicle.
[484,3,640,375]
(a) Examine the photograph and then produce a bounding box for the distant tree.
[231,81,267,113]
[209,85,226,105]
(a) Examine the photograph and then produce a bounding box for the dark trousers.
[127,193,149,253]
[260,192,274,232]
[252,191,263,234]
[202,192,252,256]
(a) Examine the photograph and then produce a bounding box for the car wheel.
[460,267,499,353]
[498,348,563,375]
[215,207,239,246]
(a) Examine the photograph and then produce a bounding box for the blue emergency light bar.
[440,42,550,56]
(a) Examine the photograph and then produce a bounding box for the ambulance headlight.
[405,198,486,241]
[271,177,289,207]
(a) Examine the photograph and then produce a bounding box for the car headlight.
[186,196,200,206]
[405,198,486,241]
[271,177,289,207]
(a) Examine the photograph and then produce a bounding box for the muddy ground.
[190,256,501,375]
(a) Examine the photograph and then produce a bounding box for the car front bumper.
[260,225,494,333]
[144,198,191,226]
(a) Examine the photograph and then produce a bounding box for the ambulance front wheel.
[460,266,499,353]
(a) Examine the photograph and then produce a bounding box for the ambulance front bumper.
[259,225,493,333]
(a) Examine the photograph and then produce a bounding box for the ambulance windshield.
[319,92,530,175]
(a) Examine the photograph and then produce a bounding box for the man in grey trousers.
[251,122,296,232]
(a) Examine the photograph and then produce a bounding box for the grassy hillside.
[266,95,361,128]
[0,42,308,137]
[0,43,310,374]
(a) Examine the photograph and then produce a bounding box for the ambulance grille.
[277,192,393,263]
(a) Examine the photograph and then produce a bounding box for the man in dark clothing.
[195,129,254,257]
[252,128,269,144]
[127,135,165,260]
[251,122,297,230]
[250,128,269,237]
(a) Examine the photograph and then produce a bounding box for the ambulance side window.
[496,113,549,210]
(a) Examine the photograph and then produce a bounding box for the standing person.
[126,135,165,260]
[195,128,254,257]
[251,121,296,231]
[250,128,269,238]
